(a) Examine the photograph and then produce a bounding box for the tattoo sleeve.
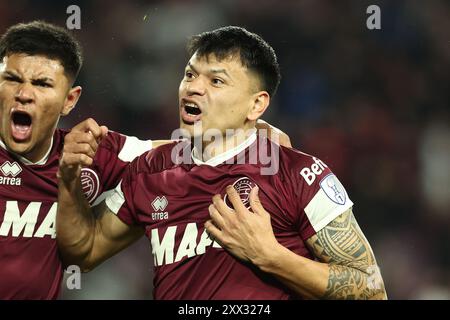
[306,209,387,299]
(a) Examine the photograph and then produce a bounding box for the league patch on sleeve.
[304,173,353,232]
[319,174,346,205]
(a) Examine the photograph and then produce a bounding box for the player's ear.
[247,91,270,121]
[61,86,82,116]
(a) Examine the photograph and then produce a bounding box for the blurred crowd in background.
[1,0,449,299]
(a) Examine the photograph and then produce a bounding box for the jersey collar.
[191,130,257,167]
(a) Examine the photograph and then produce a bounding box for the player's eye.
[185,71,194,79]
[33,80,53,88]
[212,78,224,85]
[3,74,21,83]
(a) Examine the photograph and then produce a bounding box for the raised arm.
[56,118,143,271]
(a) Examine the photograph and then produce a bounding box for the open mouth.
[11,111,32,141]
[185,102,201,116]
[181,101,202,124]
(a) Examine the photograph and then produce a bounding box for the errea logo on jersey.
[300,157,328,186]
[0,161,22,186]
[151,196,169,220]
[1,161,21,176]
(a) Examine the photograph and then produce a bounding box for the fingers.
[279,133,292,148]
[63,131,98,166]
[61,119,109,178]
[249,186,265,216]
[64,131,99,157]
[212,185,260,218]
[100,125,108,140]
[58,152,89,182]
[71,118,98,133]
[63,118,108,160]
[204,219,222,242]
[256,119,292,148]
[60,152,94,167]
[222,185,246,213]
[63,141,97,160]
[71,118,108,142]
[208,204,226,230]
[212,192,234,216]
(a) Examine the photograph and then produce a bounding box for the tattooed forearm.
[307,209,387,300]
[324,265,363,299]
[324,264,385,299]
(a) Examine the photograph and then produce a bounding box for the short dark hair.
[0,21,83,82]
[187,26,281,97]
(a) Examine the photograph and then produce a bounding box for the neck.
[23,138,54,164]
[0,136,54,165]
[194,126,256,162]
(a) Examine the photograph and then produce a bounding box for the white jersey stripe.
[105,181,125,214]
[304,186,353,232]
[118,136,152,162]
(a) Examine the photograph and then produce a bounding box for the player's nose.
[14,83,35,105]
[186,77,206,96]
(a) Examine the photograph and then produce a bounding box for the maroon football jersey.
[0,129,152,299]
[107,133,353,299]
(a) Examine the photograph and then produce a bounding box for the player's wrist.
[251,242,285,273]
[57,169,82,194]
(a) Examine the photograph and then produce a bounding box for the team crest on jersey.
[320,174,346,205]
[81,168,100,204]
[224,177,257,209]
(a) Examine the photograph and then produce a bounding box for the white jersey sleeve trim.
[92,189,114,207]
[304,174,354,232]
[105,181,125,214]
[118,136,152,162]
